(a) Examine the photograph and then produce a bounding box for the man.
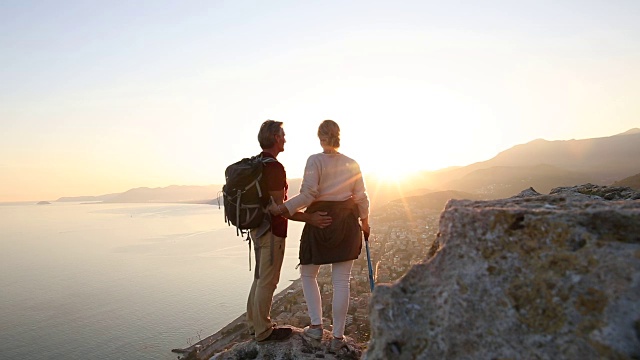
[247,120,331,343]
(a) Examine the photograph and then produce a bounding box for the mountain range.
[393,127,640,200]
[56,128,640,209]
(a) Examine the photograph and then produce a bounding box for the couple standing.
[246,119,370,352]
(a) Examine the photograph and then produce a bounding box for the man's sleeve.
[263,161,286,191]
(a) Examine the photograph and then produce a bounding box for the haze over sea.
[0,202,303,360]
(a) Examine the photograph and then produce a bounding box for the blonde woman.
[269,119,370,352]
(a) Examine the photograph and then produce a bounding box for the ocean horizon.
[0,202,304,360]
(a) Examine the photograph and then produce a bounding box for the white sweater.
[284,152,369,219]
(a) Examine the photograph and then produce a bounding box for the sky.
[1,0,639,201]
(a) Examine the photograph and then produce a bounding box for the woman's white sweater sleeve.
[352,162,370,219]
[284,156,320,215]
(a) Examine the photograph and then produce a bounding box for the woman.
[269,119,370,352]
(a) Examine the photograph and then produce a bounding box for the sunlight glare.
[365,161,415,184]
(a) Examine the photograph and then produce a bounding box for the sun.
[363,161,415,184]
[348,144,425,185]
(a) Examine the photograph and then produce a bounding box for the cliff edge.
[365,184,640,359]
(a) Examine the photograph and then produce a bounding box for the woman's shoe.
[302,326,323,340]
[329,337,347,353]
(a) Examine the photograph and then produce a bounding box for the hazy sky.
[1,0,639,201]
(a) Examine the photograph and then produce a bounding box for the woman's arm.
[352,161,370,220]
[268,193,331,228]
[360,216,370,237]
[282,155,321,215]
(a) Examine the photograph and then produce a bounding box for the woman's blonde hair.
[318,119,340,148]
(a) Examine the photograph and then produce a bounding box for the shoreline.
[172,277,303,358]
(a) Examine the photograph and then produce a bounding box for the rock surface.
[550,183,640,200]
[209,327,363,360]
[364,184,640,359]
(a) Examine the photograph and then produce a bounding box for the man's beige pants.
[246,230,285,341]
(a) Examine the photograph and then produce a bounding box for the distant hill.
[392,190,483,211]
[445,164,596,199]
[209,178,304,205]
[612,173,640,190]
[55,180,304,206]
[104,185,221,203]
[617,128,640,135]
[409,128,640,198]
[372,190,482,221]
[57,193,121,202]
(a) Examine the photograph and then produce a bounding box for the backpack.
[221,154,276,237]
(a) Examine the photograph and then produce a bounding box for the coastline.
[172,277,303,359]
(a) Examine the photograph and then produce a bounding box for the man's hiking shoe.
[303,326,323,340]
[250,323,274,337]
[257,327,293,343]
[329,337,347,353]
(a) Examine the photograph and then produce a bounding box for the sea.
[0,201,304,360]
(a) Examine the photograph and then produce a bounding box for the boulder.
[365,185,640,359]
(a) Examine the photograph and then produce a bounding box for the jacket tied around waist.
[299,198,363,265]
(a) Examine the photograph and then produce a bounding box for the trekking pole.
[364,231,375,292]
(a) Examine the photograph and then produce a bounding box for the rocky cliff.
[364,184,640,359]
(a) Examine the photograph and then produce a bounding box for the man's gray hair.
[258,120,283,149]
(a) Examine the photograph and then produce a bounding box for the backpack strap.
[253,154,277,200]
[255,154,278,267]
[235,189,242,236]
[256,153,277,165]
[247,231,252,272]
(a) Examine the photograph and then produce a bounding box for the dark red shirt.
[261,151,288,238]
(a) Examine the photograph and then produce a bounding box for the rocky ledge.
[365,184,640,359]
[201,327,362,360]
